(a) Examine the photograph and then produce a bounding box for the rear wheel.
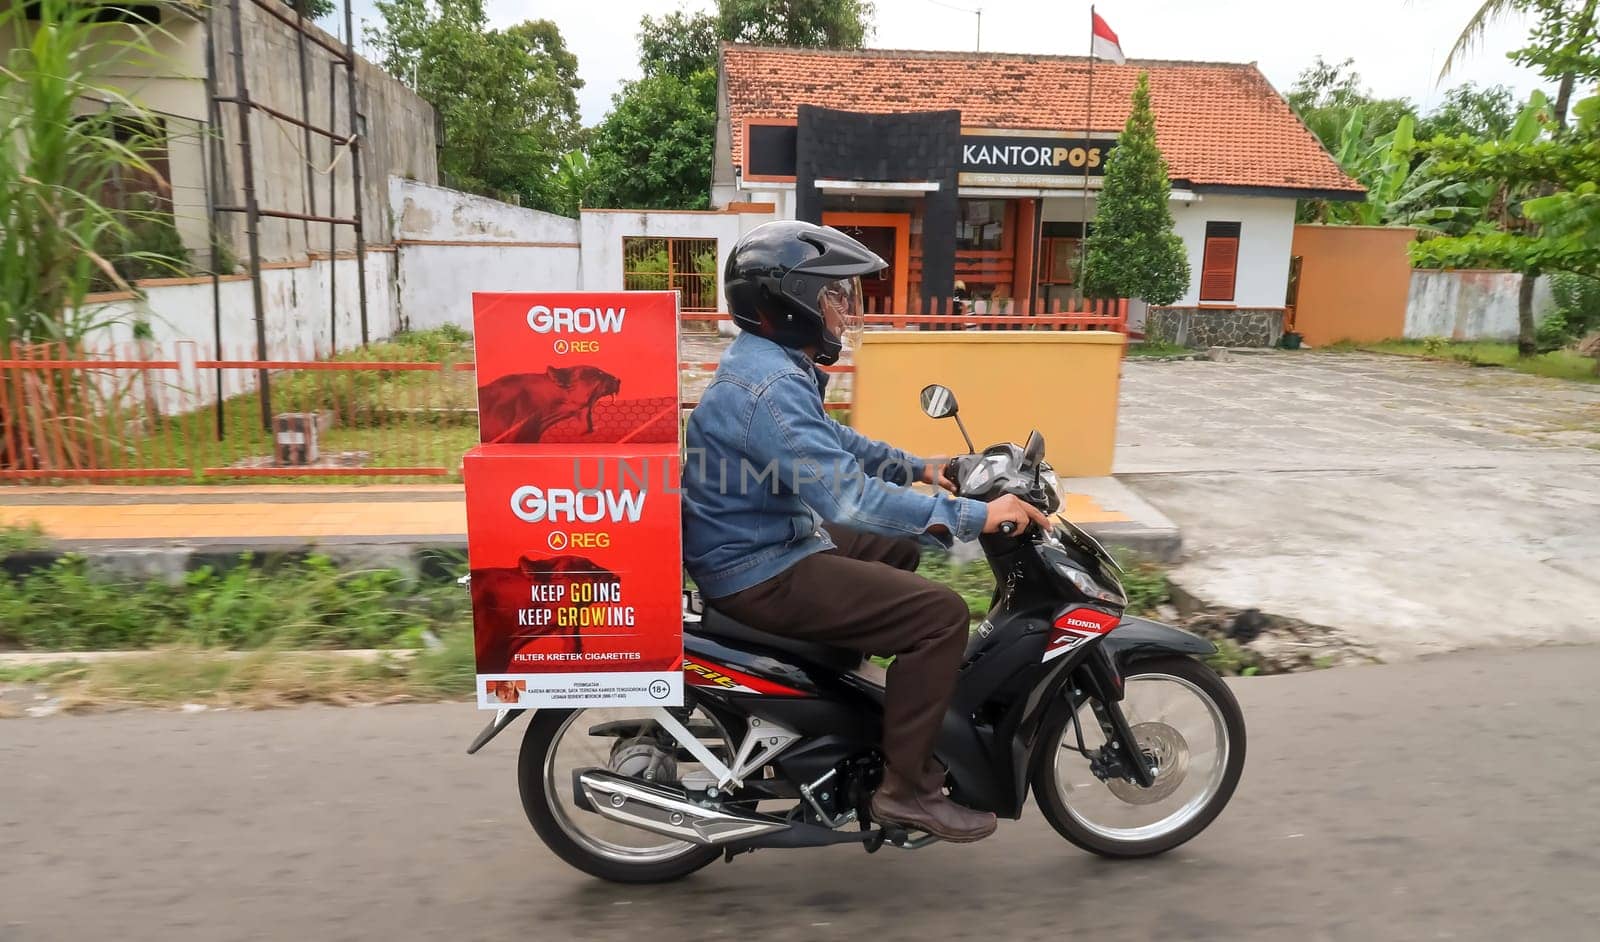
[1031,656,1245,858]
[518,707,723,883]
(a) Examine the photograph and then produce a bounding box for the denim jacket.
[683,332,988,599]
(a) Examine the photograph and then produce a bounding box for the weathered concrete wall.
[4,6,437,268]
[390,179,580,332]
[208,3,438,262]
[578,207,775,307]
[0,12,213,266]
[1145,308,1285,348]
[80,251,400,412]
[1404,271,1555,341]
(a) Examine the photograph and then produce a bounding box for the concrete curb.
[0,649,418,666]
[7,540,469,582]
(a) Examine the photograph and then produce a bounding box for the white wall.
[1405,271,1555,340]
[391,178,581,332]
[81,252,399,413]
[1169,195,1296,308]
[579,208,776,308]
[1043,192,1297,308]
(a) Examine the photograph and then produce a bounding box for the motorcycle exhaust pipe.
[573,769,790,846]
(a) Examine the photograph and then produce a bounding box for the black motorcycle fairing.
[1101,616,1216,675]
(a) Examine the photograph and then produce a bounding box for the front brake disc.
[1105,722,1189,805]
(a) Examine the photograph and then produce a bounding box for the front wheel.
[1031,655,1246,858]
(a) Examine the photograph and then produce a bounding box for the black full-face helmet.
[724,220,887,365]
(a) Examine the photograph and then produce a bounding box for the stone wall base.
[1146,308,1285,348]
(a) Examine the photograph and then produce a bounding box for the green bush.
[1536,308,1572,353]
[1548,274,1600,347]
[0,553,471,651]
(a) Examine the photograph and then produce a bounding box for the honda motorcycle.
[468,383,1246,883]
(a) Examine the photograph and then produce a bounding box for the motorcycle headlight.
[962,462,993,492]
[1044,547,1126,605]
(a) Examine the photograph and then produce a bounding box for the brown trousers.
[709,525,970,777]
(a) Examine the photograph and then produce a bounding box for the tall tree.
[1440,0,1595,130]
[1510,0,1599,126]
[1082,73,1190,305]
[585,71,719,210]
[716,0,875,47]
[638,9,720,80]
[1417,83,1519,140]
[1288,57,1417,154]
[365,0,582,213]
[589,0,875,210]
[1420,0,1600,355]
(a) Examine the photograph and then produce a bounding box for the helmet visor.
[819,276,865,353]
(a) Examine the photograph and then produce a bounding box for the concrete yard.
[1117,351,1600,660]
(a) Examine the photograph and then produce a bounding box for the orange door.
[823,212,911,313]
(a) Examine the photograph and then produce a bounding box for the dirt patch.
[229,450,375,470]
[1168,581,1379,674]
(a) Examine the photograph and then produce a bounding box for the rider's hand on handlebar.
[982,494,1051,535]
[920,456,958,494]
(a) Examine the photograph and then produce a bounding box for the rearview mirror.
[920,384,958,419]
[1022,430,1046,467]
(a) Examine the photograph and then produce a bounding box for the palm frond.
[1439,0,1520,82]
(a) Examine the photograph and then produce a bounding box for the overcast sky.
[338,0,1558,126]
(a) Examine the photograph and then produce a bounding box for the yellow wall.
[1290,225,1417,346]
[852,332,1123,478]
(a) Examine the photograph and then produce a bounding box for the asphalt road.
[5,646,1600,942]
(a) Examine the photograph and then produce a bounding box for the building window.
[74,113,171,212]
[622,237,718,312]
[955,199,1007,252]
[1200,221,1241,303]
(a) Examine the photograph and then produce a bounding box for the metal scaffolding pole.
[295,0,317,268]
[224,0,272,430]
[342,0,370,345]
[328,57,339,354]
[207,0,372,433]
[202,7,227,440]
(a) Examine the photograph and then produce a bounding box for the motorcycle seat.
[697,606,863,673]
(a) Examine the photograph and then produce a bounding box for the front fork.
[1073,645,1157,788]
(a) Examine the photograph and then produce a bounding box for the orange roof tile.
[722,45,1364,197]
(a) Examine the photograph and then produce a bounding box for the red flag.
[1091,12,1125,64]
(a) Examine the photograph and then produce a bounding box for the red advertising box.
[472,291,680,446]
[464,443,683,708]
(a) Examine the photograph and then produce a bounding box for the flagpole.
[1077,4,1096,304]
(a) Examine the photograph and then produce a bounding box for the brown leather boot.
[869,764,998,843]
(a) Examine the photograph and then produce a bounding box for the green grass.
[1358,339,1600,383]
[74,327,478,484]
[1124,341,1190,358]
[0,552,472,652]
[0,637,477,711]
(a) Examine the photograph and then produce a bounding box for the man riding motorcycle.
[681,220,1048,842]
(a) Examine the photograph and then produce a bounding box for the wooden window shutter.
[1200,222,1240,303]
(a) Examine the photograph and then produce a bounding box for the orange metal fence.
[0,303,1123,484]
[684,296,1128,330]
